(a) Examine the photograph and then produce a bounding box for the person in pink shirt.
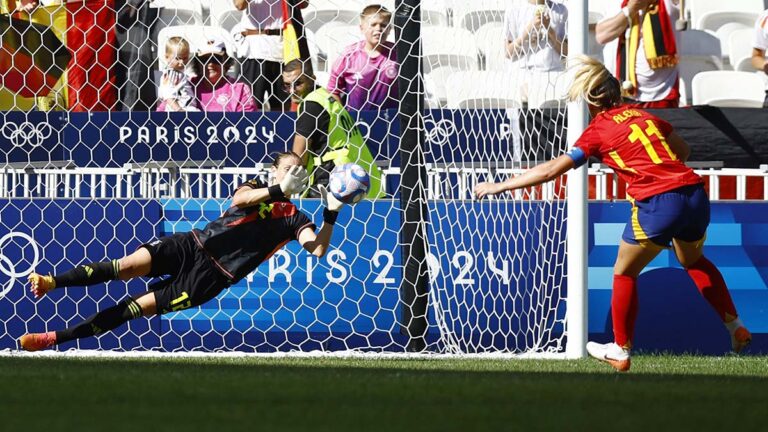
[193,39,257,112]
[327,4,398,111]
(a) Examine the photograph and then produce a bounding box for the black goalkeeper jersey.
[191,178,315,283]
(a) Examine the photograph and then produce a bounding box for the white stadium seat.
[691,71,765,108]
[698,11,759,34]
[301,1,362,35]
[445,71,522,109]
[677,30,723,104]
[716,22,752,65]
[314,25,361,69]
[207,0,239,28]
[155,6,204,29]
[474,23,505,71]
[687,0,764,30]
[422,26,479,74]
[453,0,506,33]
[729,29,758,72]
[425,66,460,108]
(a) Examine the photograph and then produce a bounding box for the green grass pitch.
[1,354,767,432]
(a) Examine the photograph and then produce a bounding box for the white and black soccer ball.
[328,163,370,204]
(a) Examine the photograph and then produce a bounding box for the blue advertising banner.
[4,110,519,167]
[0,111,66,164]
[0,198,765,354]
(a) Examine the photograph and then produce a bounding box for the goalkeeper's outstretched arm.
[474,155,575,199]
[298,185,346,258]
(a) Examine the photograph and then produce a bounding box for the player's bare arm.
[474,155,575,199]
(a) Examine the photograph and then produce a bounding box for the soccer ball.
[328,163,370,204]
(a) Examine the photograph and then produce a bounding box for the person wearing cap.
[233,0,291,111]
[193,38,257,112]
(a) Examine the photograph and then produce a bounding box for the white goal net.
[0,0,583,356]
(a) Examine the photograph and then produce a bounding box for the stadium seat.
[156,6,204,29]
[691,71,765,108]
[302,1,363,34]
[423,0,452,27]
[698,11,758,35]
[215,9,244,32]
[314,25,361,69]
[729,29,758,72]
[425,66,460,108]
[525,70,571,109]
[474,23,505,71]
[453,0,506,33]
[716,22,752,65]
[677,30,723,103]
[687,0,764,31]
[677,76,691,106]
[156,25,236,70]
[422,26,479,74]
[445,71,522,109]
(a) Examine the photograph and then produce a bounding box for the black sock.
[55,298,143,344]
[53,260,121,288]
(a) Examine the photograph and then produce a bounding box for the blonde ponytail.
[567,55,621,109]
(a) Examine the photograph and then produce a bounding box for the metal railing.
[1,161,767,201]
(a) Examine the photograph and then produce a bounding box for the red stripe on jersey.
[225,202,298,227]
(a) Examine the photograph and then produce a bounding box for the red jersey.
[574,106,703,201]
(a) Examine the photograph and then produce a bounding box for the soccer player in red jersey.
[475,56,751,372]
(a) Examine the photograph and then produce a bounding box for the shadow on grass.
[1,356,767,431]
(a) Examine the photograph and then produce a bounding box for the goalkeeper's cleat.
[731,326,752,353]
[19,331,57,352]
[586,341,631,372]
[28,272,55,298]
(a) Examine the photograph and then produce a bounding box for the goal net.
[0,0,583,356]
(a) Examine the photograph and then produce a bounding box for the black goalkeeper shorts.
[139,233,230,315]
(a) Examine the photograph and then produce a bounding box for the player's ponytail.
[567,55,622,110]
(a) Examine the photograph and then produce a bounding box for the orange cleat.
[27,272,55,298]
[19,331,57,352]
[732,326,752,353]
[586,341,632,372]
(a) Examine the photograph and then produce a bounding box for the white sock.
[725,317,743,334]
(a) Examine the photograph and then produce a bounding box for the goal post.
[0,0,590,357]
[565,0,589,359]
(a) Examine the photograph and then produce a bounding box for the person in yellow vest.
[282,59,385,199]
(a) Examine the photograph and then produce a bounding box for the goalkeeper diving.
[19,152,345,351]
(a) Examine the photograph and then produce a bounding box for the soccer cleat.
[731,326,752,353]
[28,272,55,298]
[586,341,632,372]
[19,331,57,352]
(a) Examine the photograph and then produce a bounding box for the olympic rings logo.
[0,121,53,148]
[424,119,456,146]
[0,232,40,300]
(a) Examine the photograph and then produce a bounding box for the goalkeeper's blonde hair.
[567,55,622,109]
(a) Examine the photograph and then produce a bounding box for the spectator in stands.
[283,59,384,199]
[232,0,291,111]
[502,0,568,165]
[751,9,768,108]
[504,0,568,71]
[327,4,398,111]
[193,39,257,112]
[156,37,198,112]
[596,0,681,108]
